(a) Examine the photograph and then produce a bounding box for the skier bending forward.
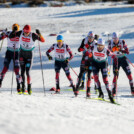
[91,38,115,103]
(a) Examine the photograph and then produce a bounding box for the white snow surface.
[0,3,134,134]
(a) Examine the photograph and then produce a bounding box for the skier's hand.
[36,29,41,35]
[65,58,70,64]
[48,55,53,60]
[78,48,84,52]
[2,28,7,35]
[85,44,89,49]
[94,34,99,40]
[111,54,116,59]
[115,69,118,75]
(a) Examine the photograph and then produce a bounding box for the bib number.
[58,55,64,59]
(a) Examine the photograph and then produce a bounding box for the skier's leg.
[26,59,32,95]
[112,58,120,96]
[19,57,26,92]
[79,72,86,89]
[92,62,104,98]
[86,69,92,97]
[55,60,61,93]
[121,58,134,94]
[62,62,75,92]
[101,63,114,103]
[0,50,11,87]
[14,52,21,92]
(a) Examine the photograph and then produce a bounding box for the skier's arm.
[33,29,45,42]
[46,44,54,58]
[66,45,73,61]
[108,40,112,51]
[0,33,6,40]
[107,49,117,59]
[9,31,22,38]
[78,39,85,52]
[121,40,129,54]
[0,30,10,40]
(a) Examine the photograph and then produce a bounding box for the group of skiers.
[0,24,134,103]
[0,24,45,95]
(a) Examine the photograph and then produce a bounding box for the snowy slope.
[0,3,134,134]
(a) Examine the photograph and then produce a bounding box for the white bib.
[54,44,68,61]
[93,46,107,62]
[20,32,35,51]
[7,31,20,51]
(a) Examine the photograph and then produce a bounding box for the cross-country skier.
[108,32,134,96]
[0,24,22,93]
[75,31,97,97]
[91,38,114,103]
[10,25,45,95]
[78,32,99,91]
[46,35,75,94]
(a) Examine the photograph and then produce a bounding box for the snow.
[0,2,134,134]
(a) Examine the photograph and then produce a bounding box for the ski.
[121,95,134,98]
[87,97,120,105]
[65,89,86,92]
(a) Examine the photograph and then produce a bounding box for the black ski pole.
[38,41,46,96]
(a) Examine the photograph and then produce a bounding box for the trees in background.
[0,0,134,4]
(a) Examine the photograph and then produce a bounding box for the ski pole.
[68,63,78,77]
[38,41,46,96]
[125,57,134,68]
[108,57,112,76]
[0,39,4,52]
[11,39,16,95]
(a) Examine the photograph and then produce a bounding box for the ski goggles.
[88,36,94,39]
[57,40,63,42]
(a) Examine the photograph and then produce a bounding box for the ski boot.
[55,89,60,94]
[55,84,60,94]
[28,84,32,95]
[0,79,2,88]
[74,91,79,97]
[74,84,79,97]
[17,83,22,95]
[71,84,76,92]
[107,90,115,103]
[49,87,56,91]
[112,88,116,97]
[78,81,84,90]
[86,87,90,98]
[21,83,28,95]
[131,87,134,96]
[98,87,104,99]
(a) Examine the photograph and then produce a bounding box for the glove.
[88,52,92,58]
[85,44,89,49]
[65,58,70,64]
[111,53,116,59]
[79,48,84,52]
[48,55,52,60]
[36,29,41,35]
[94,34,99,40]
[115,69,118,75]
